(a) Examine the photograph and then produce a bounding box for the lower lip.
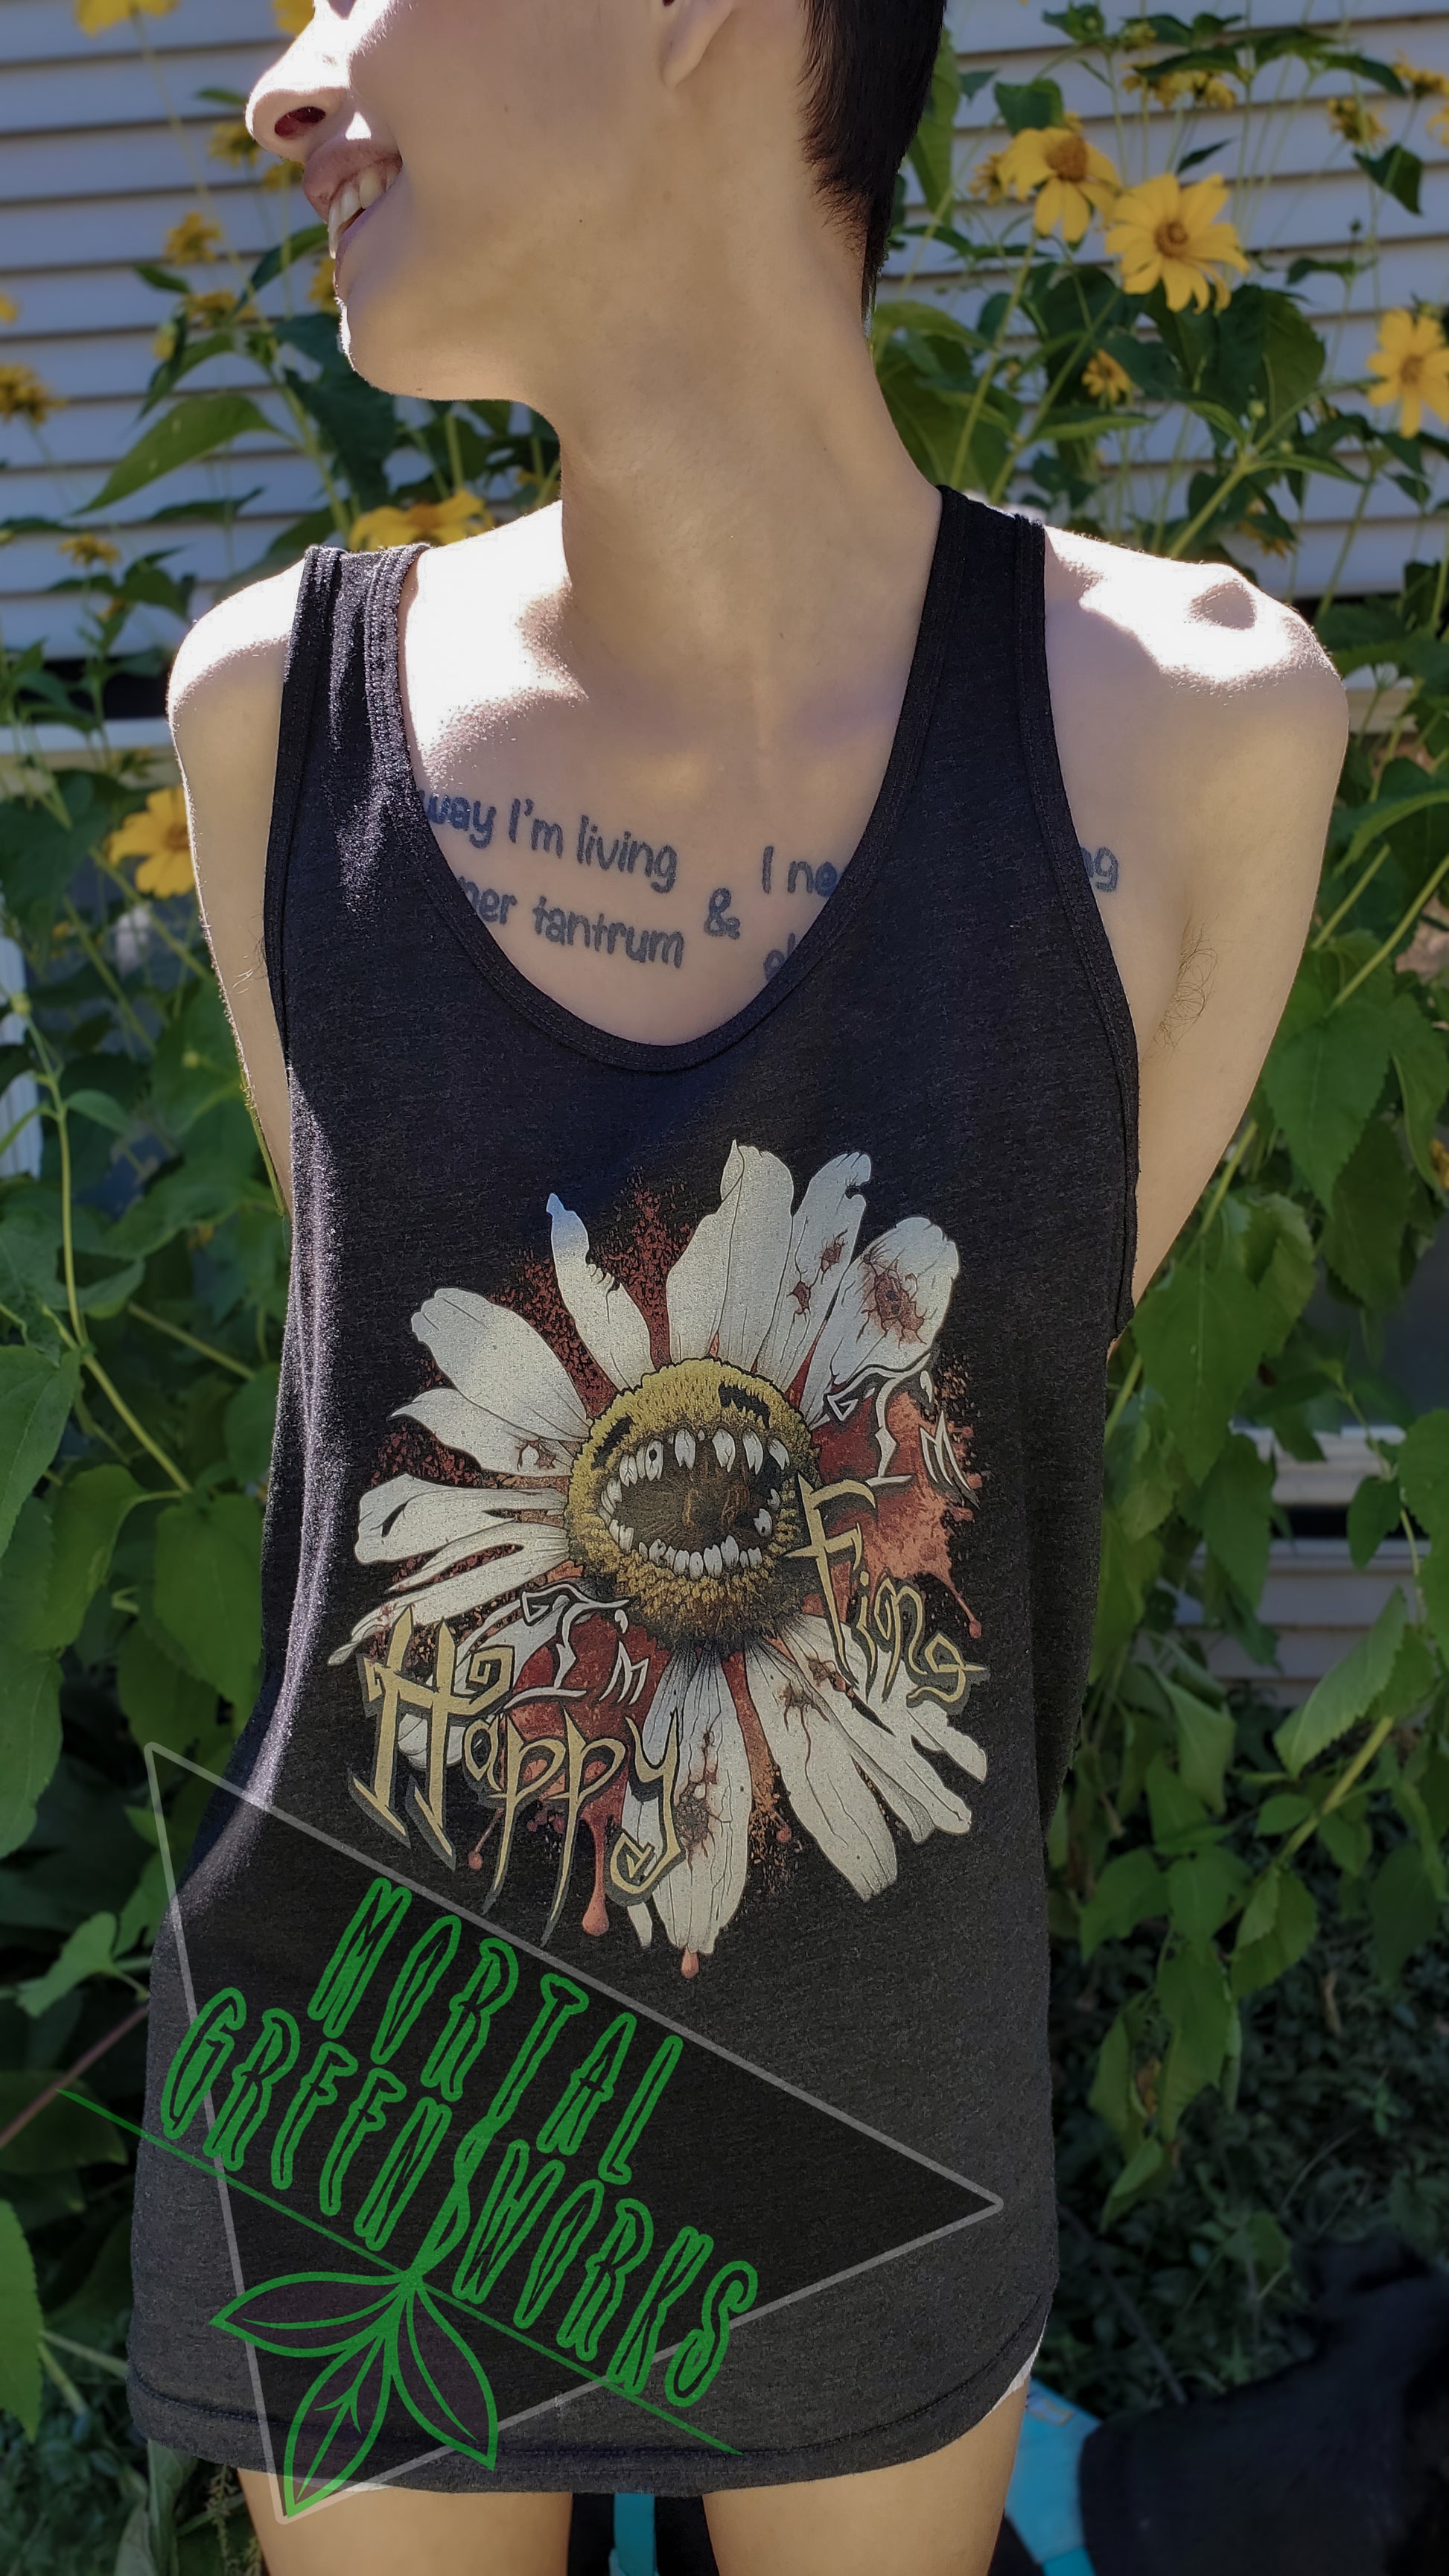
[334,184,392,282]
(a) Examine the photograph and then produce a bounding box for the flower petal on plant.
[356,1475,563,1567]
[744,1633,897,1898]
[666,1143,794,1371]
[755,1152,871,1392]
[410,1289,591,1447]
[546,1196,654,1390]
[211,2269,399,2359]
[800,1219,960,1423]
[392,2285,499,2470]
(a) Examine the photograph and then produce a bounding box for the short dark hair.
[799,0,947,313]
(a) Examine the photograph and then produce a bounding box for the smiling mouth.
[328,160,401,259]
[565,1359,817,1651]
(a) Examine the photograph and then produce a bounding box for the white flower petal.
[800,1218,961,1424]
[621,1651,751,1959]
[834,1625,987,1834]
[393,1386,576,1481]
[744,1632,897,1898]
[410,1288,590,1447]
[666,1143,794,1371]
[547,1195,653,1391]
[326,1523,569,1661]
[356,1474,562,1567]
[754,1152,871,1393]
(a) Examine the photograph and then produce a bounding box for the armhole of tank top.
[261,543,342,1073]
[1011,514,1141,1342]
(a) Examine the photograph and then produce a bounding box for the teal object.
[1004,2379,1098,2573]
[611,2490,657,2576]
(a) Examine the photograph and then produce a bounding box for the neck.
[525,239,940,743]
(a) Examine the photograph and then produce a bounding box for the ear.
[657,0,742,92]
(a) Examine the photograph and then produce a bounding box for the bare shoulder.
[1042,526,1347,776]
[167,558,307,772]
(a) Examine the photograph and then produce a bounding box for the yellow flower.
[1125,66,1235,109]
[184,289,254,331]
[106,788,194,897]
[349,491,493,551]
[996,124,1119,244]
[1105,171,1249,312]
[309,254,338,310]
[162,213,223,266]
[58,534,121,570]
[1083,349,1133,405]
[0,365,63,424]
[1366,309,1449,440]
[1430,103,1449,147]
[967,152,1009,205]
[210,119,260,168]
[274,0,312,29]
[1394,56,1449,101]
[153,323,177,361]
[0,292,16,324]
[75,0,177,29]
[1327,96,1386,148]
[1430,1136,1449,1191]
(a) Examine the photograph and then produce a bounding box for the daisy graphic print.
[329,1144,990,1974]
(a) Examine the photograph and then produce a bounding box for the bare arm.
[168,564,305,1220]
[1044,538,1348,1306]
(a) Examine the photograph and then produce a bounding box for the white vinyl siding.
[0,0,1445,654]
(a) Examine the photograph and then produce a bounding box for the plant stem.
[1312,838,1392,947]
[126,1304,257,1377]
[0,2000,149,2156]
[949,235,1036,491]
[1105,1351,1143,1441]
[42,2333,130,2384]
[1331,851,1449,1004]
[1282,1709,1399,1864]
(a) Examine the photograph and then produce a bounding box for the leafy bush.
[1,5,1447,2554]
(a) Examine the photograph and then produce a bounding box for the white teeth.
[619,1525,633,1552]
[671,1549,690,1575]
[674,1429,695,1469]
[689,1551,704,1581]
[604,1477,621,1509]
[643,1441,663,1482]
[768,1439,789,1470]
[722,1534,740,1568]
[712,1430,736,1471]
[620,1454,637,1488]
[704,1545,723,1578]
[747,1547,762,1569]
[649,1538,666,1564]
[755,1509,773,1537]
[355,162,384,211]
[608,1518,622,1544]
[743,1434,764,1475]
[328,160,398,256]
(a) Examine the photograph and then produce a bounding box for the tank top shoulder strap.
[261,541,424,1069]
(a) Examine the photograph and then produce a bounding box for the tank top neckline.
[362,482,972,1074]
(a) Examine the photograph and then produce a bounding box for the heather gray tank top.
[127,489,1138,2503]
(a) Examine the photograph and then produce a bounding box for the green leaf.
[0,1493,53,1652]
[1101,2135,1169,2231]
[30,1464,144,1650]
[47,2212,134,2339]
[1079,1848,1165,1957]
[1386,997,1449,1185]
[249,223,328,293]
[0,1646,63,1860]
[0,2076,125,2176]
[153,1494,263,1716]
[0,2202,42,2436]
[1241,1194,1316,1356]
[1369,1841,1442,1985]
[1165,1682,1237,1813]
[1145,1752,1214,1852]
[1347,1468,1404,1567]
[1197,1432,1276,1607]
[0,1345,81,1559]
[1274,1587,1408,1776]
[1255,1791,1311,1836]
[1088,2011,1145,2153]
[1319,1120,1413,1308]
[117,1620,220,1759]
[1354,144,1421,213]
[1133,1247,1267,1482]
[1379,1622,1438,1724]
[16,1912,118,2018]
[1397,1411,1449,1538]
[1232,1866,1319,1995]
[1091,1511,1163,1677]
[1260,292,1324,422]
[224,1365,279,1488]
[1167,1847,1248,1939]
[995,78,1065,133]
[1158,1942,1235,2135]
[1261,992,1392,1208]
[83,395,277,512]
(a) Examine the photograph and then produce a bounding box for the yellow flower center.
[1156,219,1192,257]
[1400,354,1424,389]
[1046,136,1090,182]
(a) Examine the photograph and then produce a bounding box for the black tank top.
[128,488,1138,2501]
